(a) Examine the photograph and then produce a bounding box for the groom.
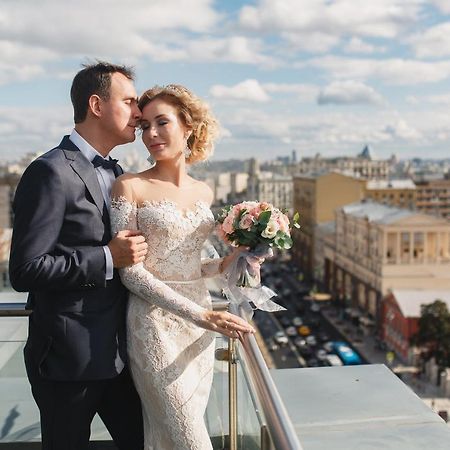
[9,62,147,450]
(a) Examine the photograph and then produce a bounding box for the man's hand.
[108,230,148,268]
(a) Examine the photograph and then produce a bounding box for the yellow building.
[293,172,365,279]
[364,179,417,210]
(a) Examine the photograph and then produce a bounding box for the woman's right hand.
[199,310,255,339]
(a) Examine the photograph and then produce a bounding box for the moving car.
[325,354,343,366]
[273,331,289,346]
[332,341,362,365]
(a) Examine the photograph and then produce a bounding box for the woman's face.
[140,98,189,162]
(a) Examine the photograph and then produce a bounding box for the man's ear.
[88,94,102,118]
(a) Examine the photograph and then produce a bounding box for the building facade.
[415,178,450,220]
[381,290,450,364]
[247,159,293,212]
[323,201,450,326]
[293,172,365,280]
[292,145,392,179]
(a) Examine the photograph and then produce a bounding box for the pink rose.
[222,213,235,234]
[239,213,254,229]
[277,213,290,233]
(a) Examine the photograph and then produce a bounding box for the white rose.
[261,219,279,239]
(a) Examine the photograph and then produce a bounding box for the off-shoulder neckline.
[112,197,211,218]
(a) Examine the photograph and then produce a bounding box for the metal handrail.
[0,301,29,316]
[229,303,303,450]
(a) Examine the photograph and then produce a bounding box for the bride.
[110,84,255,449]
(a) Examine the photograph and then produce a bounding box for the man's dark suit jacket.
[9,136,128,381]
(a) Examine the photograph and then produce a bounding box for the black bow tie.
[92,155,119,171]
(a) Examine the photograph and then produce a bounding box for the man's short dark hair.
[70,61,135,123]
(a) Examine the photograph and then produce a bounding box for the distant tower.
[248,157,260,177]
[292,149,297,163]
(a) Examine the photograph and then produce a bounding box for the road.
[252,259,366,369]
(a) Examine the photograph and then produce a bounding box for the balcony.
[1,296,449,449]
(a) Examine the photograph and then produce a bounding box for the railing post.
[261,424,272,450]
[228,337,238,450]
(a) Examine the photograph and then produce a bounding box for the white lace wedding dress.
[110,198,222,450]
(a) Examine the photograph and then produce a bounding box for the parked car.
[268,341,278,352]
[325,354,343,366]
[294,337,307,348]
[298,325,311,336]
[316,349,328,361]
[285,326,297,337]
[306,335,317,346]
[273,331,289,346]
[279,316,291,328]
[292,316,303,327]
[323,341,334,353]
[310,302,321,313]
[332,341,362,365]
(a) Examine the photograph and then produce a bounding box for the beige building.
[323,201,450,323]
[293,172,428,280]
[292,145,392,179]
[247,158,293,212]
[415,178,450,220]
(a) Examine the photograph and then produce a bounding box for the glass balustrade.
[0,304,301,450]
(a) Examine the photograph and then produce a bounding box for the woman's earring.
[147,154,156,168]
[184,145,192,159]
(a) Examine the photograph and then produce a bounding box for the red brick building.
[381,290,450,364]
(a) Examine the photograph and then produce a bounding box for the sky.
[2,0,450,163]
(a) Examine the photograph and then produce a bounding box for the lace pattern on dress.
[110,196,218,449]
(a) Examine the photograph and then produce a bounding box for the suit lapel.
[59,136,105,216]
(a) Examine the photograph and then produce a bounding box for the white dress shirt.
[69,129,114,280]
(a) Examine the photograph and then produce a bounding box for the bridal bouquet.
[216,201,300,315]
[217,201,299,253]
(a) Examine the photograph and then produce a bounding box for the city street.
[253,259,366,369]
[253,258,450,425]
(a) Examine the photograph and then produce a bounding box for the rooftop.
[390,289,450,318]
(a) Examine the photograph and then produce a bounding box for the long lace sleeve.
[200,241,224,278]
[110,193,207,325]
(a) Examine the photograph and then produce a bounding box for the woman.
[110,84,255,450]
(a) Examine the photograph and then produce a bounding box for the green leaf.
[258,210,272,226]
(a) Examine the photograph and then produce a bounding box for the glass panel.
[236,342,268,450]
[0,316,40,443]
[207,335,229,449]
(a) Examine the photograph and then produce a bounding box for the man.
[9,62,147,450]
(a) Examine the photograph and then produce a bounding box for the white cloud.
[300,56,450,85]
[384,119,422,140]
[281,31,340,53]
[430,0,450,14]
[263,83,320,102]
[0,1,224,66]
[210,79,270,102]
[344,37,385,54]
[210,80,320,103]
[410,22,450,58]
[185,36,277,66]
[318,81,384,105]
[239,0,422,40]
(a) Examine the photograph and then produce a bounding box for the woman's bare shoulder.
[190,179,214,204]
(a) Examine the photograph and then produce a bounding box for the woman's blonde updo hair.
[138,84,219,164]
